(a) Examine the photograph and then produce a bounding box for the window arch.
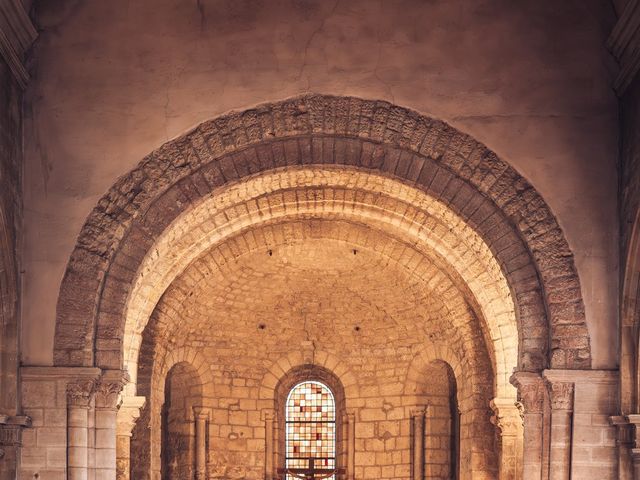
[285,381,337,477]
[275,366,347,479]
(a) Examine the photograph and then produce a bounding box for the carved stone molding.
[609,0,640,94]
[66,380,96,408]
[0,0,37,88]
[510,372,545,414]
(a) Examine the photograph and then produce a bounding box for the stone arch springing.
[53,94,590,379]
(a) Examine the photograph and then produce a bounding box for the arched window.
[285,381,337,479]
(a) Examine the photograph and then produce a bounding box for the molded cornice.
[0,0,36,89]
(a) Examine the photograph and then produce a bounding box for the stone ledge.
[20,366,102,381]
[542,369,618,384]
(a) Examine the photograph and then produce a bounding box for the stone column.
[94,372,127,480]
[610,416,633,480]
[67,380,96,480]
[490,398,524,480]
[345,410,355,480]
[411,407,426,480]
[510,372,545,480]
[116,396,146,480]
[544,378,574,480]
[264,410,275,480]
[193,407,209,480]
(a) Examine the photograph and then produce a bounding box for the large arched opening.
[51,95,590,479]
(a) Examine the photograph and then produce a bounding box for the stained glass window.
[285,381,336,479]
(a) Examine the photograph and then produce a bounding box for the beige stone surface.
[21,0,619,369]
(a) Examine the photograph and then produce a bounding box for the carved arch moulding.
[53,94,591,378]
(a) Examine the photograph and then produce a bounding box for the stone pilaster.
[116,396,146,480]
[510,371,545,480]
[490,398,524,480]
[411,407,426,480]
[543,374,574,480]
[193,407,209,480]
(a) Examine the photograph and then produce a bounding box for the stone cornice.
[609,0,640,95]
[0,0,36,89]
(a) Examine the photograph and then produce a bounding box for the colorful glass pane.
[285,381,336,479]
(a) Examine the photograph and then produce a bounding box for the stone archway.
[48,94,592,480]
[53,94,590,374]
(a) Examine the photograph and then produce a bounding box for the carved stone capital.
[545,380,574,411]
[410,407,426,418]
[490,398,524,435]
[95,382,124,409]
[611,416,634,448]
[0,424,23,447]
[116,396,146,437]
[510,372,545,414]
[67,380,96,408]
[95,370,129,409]
[193,406,210,421]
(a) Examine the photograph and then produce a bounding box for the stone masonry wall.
[131,234,498,480]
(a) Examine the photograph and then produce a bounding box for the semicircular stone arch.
[54,94,590,375]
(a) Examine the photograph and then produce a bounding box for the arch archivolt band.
[55,94,589,374]
[122,168,517,399]
[47,95,593,480]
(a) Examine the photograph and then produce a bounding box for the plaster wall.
[22,0,619,367]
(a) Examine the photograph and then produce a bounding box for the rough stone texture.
[131,236,499,480]
[51,96,590,374]
[23,0,619,370]
[112,168,523,401]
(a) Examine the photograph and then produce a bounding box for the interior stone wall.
[22,0,620,370]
